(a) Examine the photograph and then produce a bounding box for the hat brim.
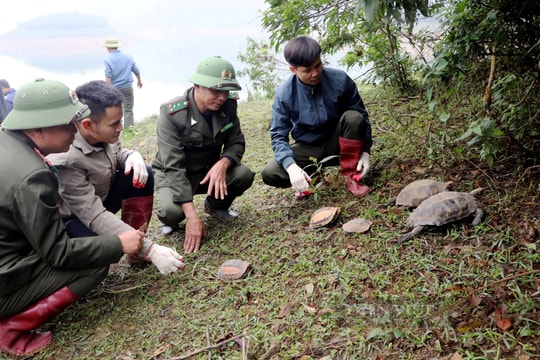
[188,73,242,91]
[2,102,91,130]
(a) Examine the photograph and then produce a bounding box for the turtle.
[309,206,341,229]
[395,179,452,208]
[398,188,483,243]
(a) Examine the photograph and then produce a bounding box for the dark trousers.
[0,262,109,318]
[261,110,366,188]
[64,165,153,238]
[155,163,254,227]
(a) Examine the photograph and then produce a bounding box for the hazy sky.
[0,0,272,118]
[0,0,270,38]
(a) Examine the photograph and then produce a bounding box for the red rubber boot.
[338,137,370,197]
[121,195,154,264]
[121,195,154,233]
[0,286,79,356]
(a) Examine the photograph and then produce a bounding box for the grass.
[3,86,539,360]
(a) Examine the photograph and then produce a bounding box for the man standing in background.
[103,37,142,128]
[0,79,17,113]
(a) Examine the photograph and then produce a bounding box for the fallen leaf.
[456,319,485,333]
[278,302,291,318]
[305,283,314,295]
[318,307,333,315]
[303,304,317,314]
[467,295,483,307]
[451,351,464,360]
[493,306,512,331]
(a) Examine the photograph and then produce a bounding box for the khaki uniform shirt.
[47,132,134,235]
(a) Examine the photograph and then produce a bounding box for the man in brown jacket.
[48,80,185,275]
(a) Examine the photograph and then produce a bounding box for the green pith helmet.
[1,78,91,130]
[103,37,120,48]
[188,56,242,91]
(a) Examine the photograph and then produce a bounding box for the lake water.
[0,37,260,122]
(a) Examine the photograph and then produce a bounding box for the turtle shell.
[342,218,372,233]
[396,179,452,207]
[405,191,479,227]
[309,206,341,229]
[217,259,252,281]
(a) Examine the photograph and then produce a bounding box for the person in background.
[47,80,184,275]
[152,56,255,253]
[0,78,143,356]
[103,37,142,128]
[0,79,17,113]
[0,91,7,124]
[261,35,373,199]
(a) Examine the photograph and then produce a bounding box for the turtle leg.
[398,226,425,243]
[471,208,484,225]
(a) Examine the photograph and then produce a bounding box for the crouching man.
[0,78,144,356]
[48,80,185,275]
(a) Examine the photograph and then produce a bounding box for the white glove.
[356,152,370,178]
[125,152,148,188]
[147,244,186,275]
[286,163,311,191]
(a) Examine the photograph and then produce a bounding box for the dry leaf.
[318,308,333,315]
[451,352,464,360]
[467,295,483,307]
[456,319,485,333]
[278,302,292,318]
[303,304,317,314]
[493,306,512,331]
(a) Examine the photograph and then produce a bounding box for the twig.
[167,334,246,360]
[103,283,149,294]
[514,165,540,193]
[324,336,358,347]
[206,326,211,360]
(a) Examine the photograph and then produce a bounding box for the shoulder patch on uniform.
[228,91,239,100]
[166,99,189,114]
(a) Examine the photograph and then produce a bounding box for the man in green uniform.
[152,56,255,253]
[0,78,144,356]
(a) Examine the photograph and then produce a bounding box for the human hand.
[124,152,148,188]
[147,244,186,275]
[118,230,144,255]
[356,152,370,178]
[199,158,229,200]
[286,163,311,191]
[184,217,206,253]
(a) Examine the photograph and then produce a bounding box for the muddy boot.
[339,137,370,197]
[0,286,79,356]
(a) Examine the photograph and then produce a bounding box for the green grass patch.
[8,86,539,360]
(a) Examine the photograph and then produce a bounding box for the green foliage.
[457,116,504,167]
[237,38,290,100]
[260,0,438,93]
[423,0,540,163]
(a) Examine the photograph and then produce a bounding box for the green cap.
[2,78,91,130]
[188,56,242,91]
[104,37,120,48]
